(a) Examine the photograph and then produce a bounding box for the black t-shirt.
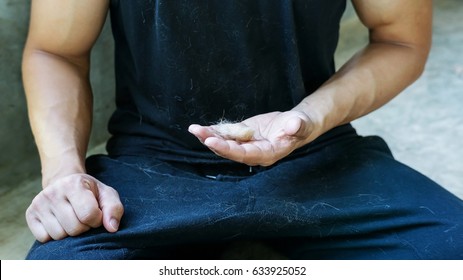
[106,0,347,162]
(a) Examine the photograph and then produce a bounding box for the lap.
[26,134,463,259]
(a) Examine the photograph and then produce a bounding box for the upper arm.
[351,0,432,56]
[25,0,110,61]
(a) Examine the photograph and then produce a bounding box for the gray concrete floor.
[1,0,462,259]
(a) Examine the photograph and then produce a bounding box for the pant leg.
[26,134,463,259]
[250,135,463,259]
[26,154,264,259]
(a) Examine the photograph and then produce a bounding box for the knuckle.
[112,202,125,215]
[42,187,60,201]
[26,199,40,214]
[46,227,67,241]
[66,224,88,237]
[25,206,36,222]
[52,231,68,241]
[49,174,94,192]
[78,176,92,188]
[28,192,51,215]
[35,233,51,243]
[77,207,101,224]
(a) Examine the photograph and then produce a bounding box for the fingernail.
[110,218,119,231]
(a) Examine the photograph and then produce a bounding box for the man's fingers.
[66,179,103,228]
[204,137,275,166]
[26,189,69,241]
[25,210,51,243]
[188,124,215,143]
[69,201,102,229]
[97,183,124,233]
[26,174,116,244]
[35,211,67,241]
[52,197,94,235]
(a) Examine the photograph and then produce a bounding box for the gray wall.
[0,0,115,190]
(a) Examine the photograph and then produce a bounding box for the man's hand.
[189,110,315,166]
[26,174,124,243]
[22,0,115,243]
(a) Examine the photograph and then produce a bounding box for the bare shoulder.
[26,0,110,57]
[351,0,432,29]
[351,0,432,49]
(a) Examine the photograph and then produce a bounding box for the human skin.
[23,0,432,242]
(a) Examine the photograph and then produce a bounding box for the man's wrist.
[41,152,87,187]
[292,98,331,144]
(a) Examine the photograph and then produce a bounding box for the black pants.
[27,128,463,259]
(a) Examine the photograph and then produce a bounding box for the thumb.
[97,183,124,233]
[285,116,312,138]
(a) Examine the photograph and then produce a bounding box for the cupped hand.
[189,110,315,166]
[25,173,124,243]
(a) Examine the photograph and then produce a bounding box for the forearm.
[23,49,93,187]
[294,40,429,142]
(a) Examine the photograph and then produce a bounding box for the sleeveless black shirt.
[107,0,347,162]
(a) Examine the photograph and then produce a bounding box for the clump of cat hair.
[212,120,254,142]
